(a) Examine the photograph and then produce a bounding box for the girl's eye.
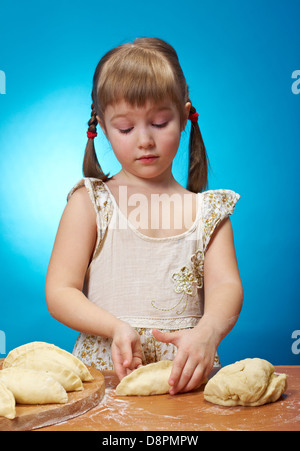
[153,122,168,128]
[119,127,133,134]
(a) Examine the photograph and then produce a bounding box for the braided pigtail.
[82,104,109,180]
[187,105,209,193]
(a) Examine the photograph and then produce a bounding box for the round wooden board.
[0,360,105,431]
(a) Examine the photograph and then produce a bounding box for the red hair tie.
[87,131,97,139]
[188,112,199,123]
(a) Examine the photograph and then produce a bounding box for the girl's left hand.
[152,326,218,395]
[111,321,144,381]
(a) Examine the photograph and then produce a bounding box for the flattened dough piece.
[3,341,93,382]
[204,358,287,407]
[116,360,173,396]
[0,368,68,404]
[0,381,16,419]
[13,359,83,392]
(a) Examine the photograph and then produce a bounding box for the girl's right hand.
[111,321,144,381]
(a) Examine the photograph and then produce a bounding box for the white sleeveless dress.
[67,178,240,370]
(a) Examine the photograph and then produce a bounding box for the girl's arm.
[200,215,243,342]
[45,187,143,378]
[153,217,243,394]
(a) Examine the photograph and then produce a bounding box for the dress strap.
[67,178,114,259]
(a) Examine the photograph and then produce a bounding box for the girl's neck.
[105,168,198,239]
[112,168,181,194]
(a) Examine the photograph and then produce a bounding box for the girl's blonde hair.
[83,37,208,193]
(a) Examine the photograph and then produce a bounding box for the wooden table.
[38,366,300,431]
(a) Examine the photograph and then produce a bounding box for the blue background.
[0,0,299,365]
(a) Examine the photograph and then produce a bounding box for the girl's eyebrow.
[110,106,173,122]
[110,113,131,121]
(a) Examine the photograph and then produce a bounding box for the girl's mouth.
[137,155,159,163]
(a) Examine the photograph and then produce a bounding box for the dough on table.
[3,341,93,382]
[116,360,173,396]
[204,358,287,407]
[0,367,68,405]
[0,381,16,419]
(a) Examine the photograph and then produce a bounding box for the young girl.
[45,37,243,395]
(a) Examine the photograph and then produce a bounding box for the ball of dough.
[204,358,287,407]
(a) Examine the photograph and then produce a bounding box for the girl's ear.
[182,102,191,131]
[96,115,108,139]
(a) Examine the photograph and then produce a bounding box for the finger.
[128,338,144,369]
[177,364,206,394]
[178,358,214,394]
[152,329,177,344]
[130,354,144,371]
[111,345,133,379]
[125,362,143,376]
[168,352,188,393]
[113,355,128,380]
[122,352,133,369]
[169,358,196,395]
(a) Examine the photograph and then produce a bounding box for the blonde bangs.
[97,46,183,116]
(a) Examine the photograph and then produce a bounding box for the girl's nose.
[137,128,155,149]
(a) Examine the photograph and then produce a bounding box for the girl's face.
[98,99,190,183]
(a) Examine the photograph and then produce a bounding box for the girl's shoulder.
[200,188,240,251]
[67,177,114,235]
[200,189,240,215]
[67,177,109,202]
[68,177,113,214]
